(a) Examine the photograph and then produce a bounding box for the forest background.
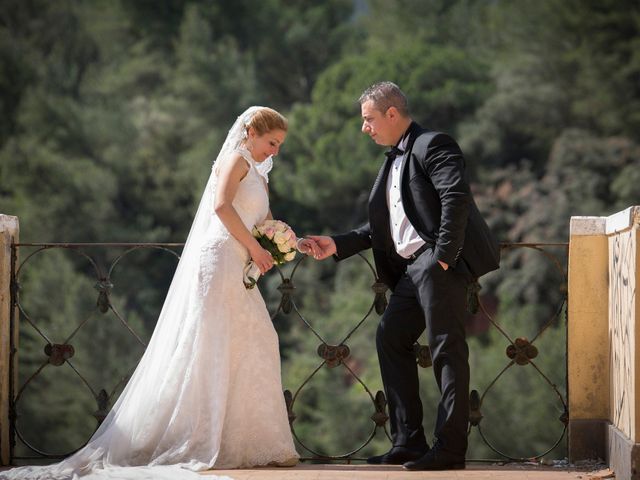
[1,0,639,463]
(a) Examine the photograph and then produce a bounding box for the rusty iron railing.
[8,241,568,463]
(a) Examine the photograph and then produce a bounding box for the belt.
[406,243,432,264]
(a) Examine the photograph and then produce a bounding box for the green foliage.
[460,0,640,171]
[2,0,637,464]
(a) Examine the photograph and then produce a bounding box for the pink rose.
[265,227,276,239]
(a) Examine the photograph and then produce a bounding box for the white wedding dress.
[1,138,299,479]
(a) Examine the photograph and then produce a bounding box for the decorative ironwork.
[317,343,350,368]
[506,337,538,365]
[44,343,75,366]
[270,253,393,460]
[93,389,109,424]
[284,389,296,425]
[413,343,432,368]
[9,242,182,460]
[469,390,483,426]
[371,391,389,427]
[8,241,569,464]
[277,279,295,314]
[371,281,388,315]
[94,279,113,313]
[467,242,569,461]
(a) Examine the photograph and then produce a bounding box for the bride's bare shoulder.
[215,151,250,178]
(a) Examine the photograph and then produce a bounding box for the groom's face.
[361,100,393,146]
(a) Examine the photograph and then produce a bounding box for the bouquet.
[243,219,298,289]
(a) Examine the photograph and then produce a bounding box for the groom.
[308,82,499,470]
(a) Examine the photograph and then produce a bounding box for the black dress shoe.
[402,446,465,471]
[366,446,428,465]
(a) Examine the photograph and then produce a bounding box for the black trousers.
[376,248,471,456]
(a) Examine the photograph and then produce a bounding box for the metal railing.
[8,241,568,463]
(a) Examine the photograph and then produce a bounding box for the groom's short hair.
[359,82,409,117]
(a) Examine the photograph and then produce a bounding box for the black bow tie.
[384,146,404,160]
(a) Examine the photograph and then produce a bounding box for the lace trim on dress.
[236,148,272,183]
[255,156,273,183]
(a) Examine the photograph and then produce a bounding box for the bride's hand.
[249,245,274,274]
[296,238,321,257]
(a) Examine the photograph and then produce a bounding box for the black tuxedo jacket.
[333,122,500,289]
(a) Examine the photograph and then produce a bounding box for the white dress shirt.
[386,134,426,258]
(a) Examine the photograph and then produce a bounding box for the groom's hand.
[307,235,337,260]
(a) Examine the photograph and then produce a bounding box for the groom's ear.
[385,106,399,122]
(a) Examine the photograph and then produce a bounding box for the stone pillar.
[607,206,640,480]
[568,216,610,461]
[0,214,18,466]
[568,206,640,480]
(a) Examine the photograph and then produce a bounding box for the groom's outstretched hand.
[306,235,337,260]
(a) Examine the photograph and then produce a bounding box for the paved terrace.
[207,463,614,480]
[0,463,615,479]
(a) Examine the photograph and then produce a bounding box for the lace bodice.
[211,148,269,233]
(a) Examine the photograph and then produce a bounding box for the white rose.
[284,251,296,261]
[277,242,290,253]
[273,231,287,245]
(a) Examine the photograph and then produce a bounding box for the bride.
[1,106,314,480]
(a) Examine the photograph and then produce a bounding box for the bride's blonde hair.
[246,107,288,136]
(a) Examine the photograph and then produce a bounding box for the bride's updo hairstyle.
[246,107,288,136]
